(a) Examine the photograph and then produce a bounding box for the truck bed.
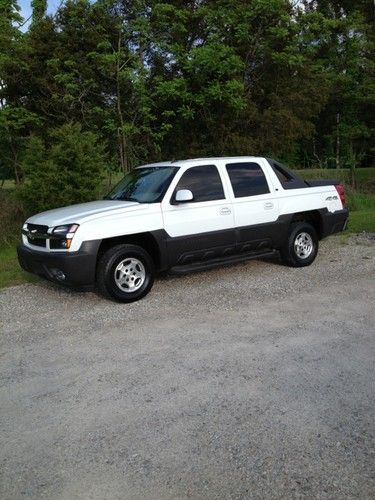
[304,179,339,187]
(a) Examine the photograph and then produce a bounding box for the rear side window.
[174,165,225,202]
[273,165,292,183]
[267,158,307,190]
[226,162,269,197]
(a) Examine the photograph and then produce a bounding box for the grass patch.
[295,167,375,193]
[347,211,375,234]
[0,244,39,289]
[0,179,17,189]
[0,177,374,289]
[1,210,373,290]
[345,192,375,212]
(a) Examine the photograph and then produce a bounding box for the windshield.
[104,166,178,203]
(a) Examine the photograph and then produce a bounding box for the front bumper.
[17,241,101,289]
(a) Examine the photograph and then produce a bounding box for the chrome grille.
[26,224,48,248]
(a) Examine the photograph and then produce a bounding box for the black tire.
[96,244,155,302]
[280,222,318,267]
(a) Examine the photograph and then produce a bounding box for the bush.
[345,191,375,212]
[0,189,24,246]
[18,123,107,214]
[295,168,375,194]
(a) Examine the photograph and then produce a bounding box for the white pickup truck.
[18,157,348,302]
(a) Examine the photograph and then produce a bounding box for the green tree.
[0,0,41,183]
[18,122,107,213]
[31,0,47,25]
[1,0,373,195]
[301,0,374,169]
[143,1,248,158]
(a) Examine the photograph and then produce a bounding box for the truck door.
[161,164,235,265]
[225,161,281,251]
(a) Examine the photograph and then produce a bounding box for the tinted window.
[273,165,292,183]
[105,166,178,203]
[267,158,307,190]
[175,165,225,202]
[226,162,269,197]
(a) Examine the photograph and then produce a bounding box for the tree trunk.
[116,29,128,173]
[349,140,356,189]
[9,138,21,184]
[107,169,112,191]
[312,138,322,168]
[335,112,340,169]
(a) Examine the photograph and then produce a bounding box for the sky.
[18,0,61,23]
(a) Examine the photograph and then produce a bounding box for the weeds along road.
[1,236,374,499]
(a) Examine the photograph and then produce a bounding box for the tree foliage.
[18,122,106,213]
[0,0,373,210]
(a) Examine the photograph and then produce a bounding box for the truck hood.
[26,200,146,227]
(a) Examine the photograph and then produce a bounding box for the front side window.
[105,167,178,203]
[226,162,269,198]
[174,165,225,202]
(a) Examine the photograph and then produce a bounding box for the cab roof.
[137,156,264,168]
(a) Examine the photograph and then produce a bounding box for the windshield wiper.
[121,196,139,202]
[103,195,139,202]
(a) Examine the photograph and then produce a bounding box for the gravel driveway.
[1,236,374,499]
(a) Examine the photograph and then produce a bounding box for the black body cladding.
[17,240,101,290]
[17,207,348,288]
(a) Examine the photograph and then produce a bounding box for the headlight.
[52,224,79,234]
[50,224,79,249]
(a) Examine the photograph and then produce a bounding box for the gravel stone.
[0,236,374,499]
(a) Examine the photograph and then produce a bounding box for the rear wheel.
[97,244,155,302]
[281,222,318,267]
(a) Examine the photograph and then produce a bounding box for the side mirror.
[175,189,193,203]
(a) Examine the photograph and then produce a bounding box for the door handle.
[220,207,232,215]
[264,202,274,210]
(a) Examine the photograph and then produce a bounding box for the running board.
[170,249,279,275]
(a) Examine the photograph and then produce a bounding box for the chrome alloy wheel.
[114,258,146,292]
[294,232,314,259]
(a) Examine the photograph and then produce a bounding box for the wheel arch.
[289,210,324,239]
[97,231,168,273]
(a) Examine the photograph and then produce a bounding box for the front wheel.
[96,244,155,302]
[280,222,318,267]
